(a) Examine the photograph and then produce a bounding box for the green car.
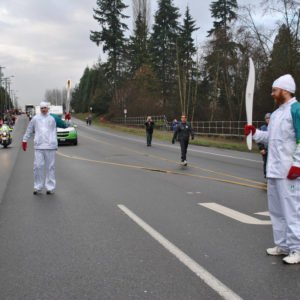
[57,120,78,145]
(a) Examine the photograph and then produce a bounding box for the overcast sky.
[0,0,266,108]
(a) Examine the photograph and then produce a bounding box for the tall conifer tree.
[129,11,149,74]
[149,0,180,109]
[205,0,238,120]
[177,6,199,116]
[90,0,129,95]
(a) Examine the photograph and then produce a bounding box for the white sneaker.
[183,160,187,166]
[283,251,300,264]
[266,246,289,256]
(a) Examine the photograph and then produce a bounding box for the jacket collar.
[280,97,296,109]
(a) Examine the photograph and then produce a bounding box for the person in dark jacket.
[257,113,271,178]
[172,115,194,166]
[144,116,155,146]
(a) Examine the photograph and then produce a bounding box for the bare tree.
[239,5,273,61]
[45,88,68,107]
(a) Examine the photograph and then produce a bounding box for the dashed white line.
[187,191,202,195]
[118,204,243,300]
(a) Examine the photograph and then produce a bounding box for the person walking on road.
[144,116,155,146]
[257,113,271,178]
[172,114,194,166]
[245,74,300,264]
[22,101,68,195]
[86,114,92,126]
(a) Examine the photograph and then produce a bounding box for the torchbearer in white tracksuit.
[22,101,68,195]
[245,74,300,264]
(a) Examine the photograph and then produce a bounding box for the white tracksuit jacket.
[254,98,300,251]
[23,113,58,149]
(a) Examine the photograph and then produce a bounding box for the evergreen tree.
[205,0,239,120]
[128,11,149,74]
[208,0,238,37]
[90,0,129,94]
[75,67,91,112]
[71,64,112,114]
[149,0,180,109]
[177,6,199,116]
[270,24,299,77]
[256,24,300,119]
[0,86,13,115]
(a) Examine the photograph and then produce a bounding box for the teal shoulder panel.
[291,101,300,144]
[50,113,68,128]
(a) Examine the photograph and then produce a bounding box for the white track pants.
[33,150,56,191]
[268,178,300,251]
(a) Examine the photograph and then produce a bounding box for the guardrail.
[112,116,265,137]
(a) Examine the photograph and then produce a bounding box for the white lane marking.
[118,204,243,300]
[75,119,261,164]
[198,203,271,225]
[254,211,270,217]
[187,192,202,195]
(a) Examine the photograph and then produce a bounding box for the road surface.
[0,116,299,300]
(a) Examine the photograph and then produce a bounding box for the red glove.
[244,125,256,136]
[287,166,300,180]
[22,141,27,151]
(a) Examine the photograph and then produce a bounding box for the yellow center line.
[57,151,267,191]
[77,133,267,188]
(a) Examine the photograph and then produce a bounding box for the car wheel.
[73,139,78,145]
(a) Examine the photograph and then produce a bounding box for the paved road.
[0,116,300,299]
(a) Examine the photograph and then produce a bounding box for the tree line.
[70,0,300,121]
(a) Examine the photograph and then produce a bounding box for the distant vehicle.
[25,104,35,118]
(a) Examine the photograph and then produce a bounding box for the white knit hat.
[272,74,296,94]
[39,101,50,108]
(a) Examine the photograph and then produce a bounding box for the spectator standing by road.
[144,116,155,146]
[171,119,178,131]
[172,115,194,166]
[245,74,300,264]
[257,113,271,178]
[22,101,68,195]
